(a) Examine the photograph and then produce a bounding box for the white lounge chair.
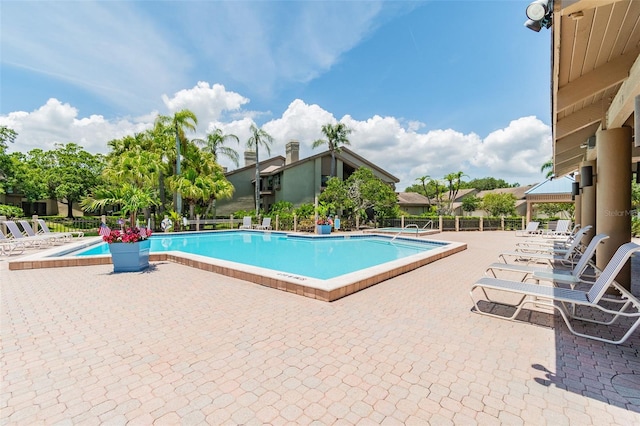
[541,219,572,237]
[37,219,84,238]
[3,220,54,247]
[516,224,588,250]
[19,220,68,244]
[239,216,253,229]
[471,242,640,344]
[254,217,272,230]
[498,226,588,267]
[0,230,26,256]
[515,222,541,237]
[513,225,592,256]
[486,233,609,285]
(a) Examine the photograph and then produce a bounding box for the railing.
[4,214,561,236]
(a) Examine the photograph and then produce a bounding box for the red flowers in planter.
[100,226,152,243]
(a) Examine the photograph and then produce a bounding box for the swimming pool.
[73,231,445,280]
[9,230,466,301]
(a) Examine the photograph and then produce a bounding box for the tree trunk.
[330,151,336,177]
[66,199,74,218]
[255,144,260,216]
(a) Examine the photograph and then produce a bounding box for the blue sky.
[1,0,552,190]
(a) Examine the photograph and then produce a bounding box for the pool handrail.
[391,224,419,241]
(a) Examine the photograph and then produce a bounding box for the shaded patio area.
[1,231,638,424]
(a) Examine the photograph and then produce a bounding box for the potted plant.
[100,224,153,272]
[315,202,334,234]
[316,217,333,235]
[83,184,159,272]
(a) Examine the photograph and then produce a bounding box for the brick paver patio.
[1,231,639,424]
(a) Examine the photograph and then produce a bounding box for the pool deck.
[1,231,639,424]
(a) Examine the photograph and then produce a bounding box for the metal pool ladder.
[391,224,419,241]
[390,221,434,241]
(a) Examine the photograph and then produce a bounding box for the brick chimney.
[286,140,299,165]
[244,150,256,166]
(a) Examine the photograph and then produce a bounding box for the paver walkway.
[1,231,639,424]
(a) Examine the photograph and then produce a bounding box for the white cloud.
[2,90,552,191]
[162,82,250,128]
[0,99,151,154]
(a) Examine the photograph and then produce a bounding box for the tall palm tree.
[312,122,352,177]
[194,128,240,167]
[246,124,273,216]
[443,171,468,215]
[415,175,432,208]
[156,109,198,214]
[540,159,554,179]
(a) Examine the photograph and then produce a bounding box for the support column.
[595,127,632,290]
[574,175,581,228]
[580,160,597,242]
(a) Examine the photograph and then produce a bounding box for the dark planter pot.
[108,239,151,273]
[316,224,332,235]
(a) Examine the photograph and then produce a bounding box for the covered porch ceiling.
[552,0,640,177]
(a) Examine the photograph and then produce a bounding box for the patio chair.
[239,216,253,229]
[19,220,69,244]
[514,225,591,256]
[2,220,54,247]
[515,221,541,237]
[0,230,26,256]
[254,217,272,230]
[470,242,640,345]
[37,219,84,238]
[486,233,609,286]
[516,224,586,250]
[541,219,572,237]
[498,225,588,267]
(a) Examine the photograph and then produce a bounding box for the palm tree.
[312,122,352,177]
[246,124,274,216]
[444,171,468,215]
[169,145,234,219]
[415,175,432,208]
[156,110,198,214]
[541,159,554,179]
[194,128,240,167]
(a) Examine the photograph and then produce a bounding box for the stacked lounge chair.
[470,242,640,344]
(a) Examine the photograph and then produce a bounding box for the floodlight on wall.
[580,165,594,188]
[524,0,553,32]
[571,181,580,200]
[571,182,580,196]
[526,0,549,20]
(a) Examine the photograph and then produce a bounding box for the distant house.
[397,192,432,215]
[445,188,479,215]
[468,184,537,217]
[0,192,71,217]
[216,141,399,215]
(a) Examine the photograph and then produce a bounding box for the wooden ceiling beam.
[556,101,605,139]
[557,49,640,111]
[606,52,640,129]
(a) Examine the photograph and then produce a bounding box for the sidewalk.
[1,231,638,424]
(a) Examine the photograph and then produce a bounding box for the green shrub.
[632,216,640,237]
[0,204,24,218]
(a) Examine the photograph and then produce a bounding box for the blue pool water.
[73,231,446,280]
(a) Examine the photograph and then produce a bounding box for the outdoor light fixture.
[571,182,580,196]
[526,0,549,21]
[524,0,553,32]
[581,165,594,188]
